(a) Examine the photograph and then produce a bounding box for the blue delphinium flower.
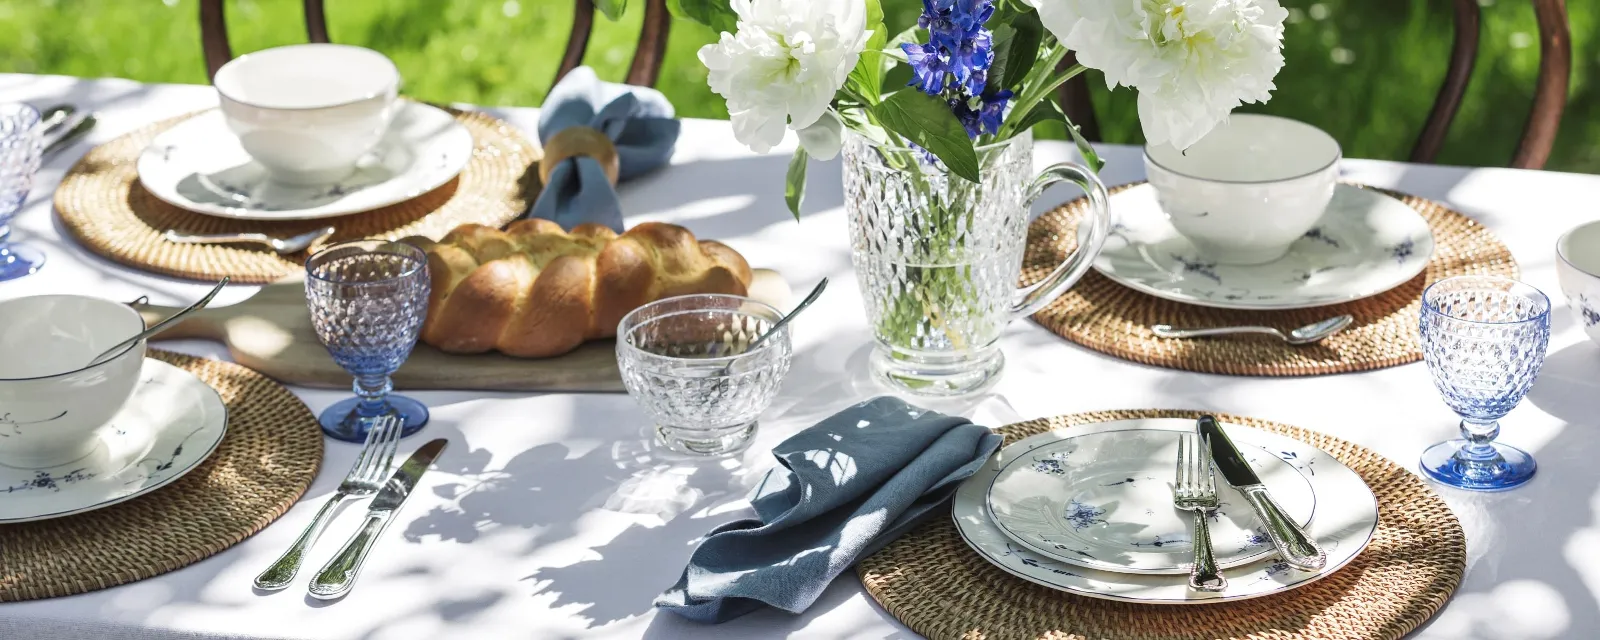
[904,0,1003,140]
[902,42,951,95]
[951,90,1013,138]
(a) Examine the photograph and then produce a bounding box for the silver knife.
[1198,416,1327,572]
[308,438,448,599]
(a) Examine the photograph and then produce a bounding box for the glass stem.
[1456,418,1502,462]
[352,374,393,418]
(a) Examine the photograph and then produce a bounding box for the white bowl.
[213,43,400,186]
[1557,220,1600,346]
[1145,114,1341,265]
[0,295,147,469]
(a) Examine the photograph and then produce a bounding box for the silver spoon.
[33,104,75,137]
[43,112,96,160]
[715,277,828,366]
[88,278,230,367]
[1151,314,1353,346]
[163,227,336,255]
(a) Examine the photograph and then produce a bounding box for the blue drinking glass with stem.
[0,103,45,281]
[1419,275,1551,490]
[305,240,431,442]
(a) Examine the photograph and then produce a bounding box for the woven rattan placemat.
[1023,184,1517,375]
[54,105,539,284]
[858,409,1465,640]
[0,350,323,601]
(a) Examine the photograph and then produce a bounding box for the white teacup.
[213,43,400,186]
[0,295,147,469]
[1557,220,1600,346]
[1145,114,1341,265]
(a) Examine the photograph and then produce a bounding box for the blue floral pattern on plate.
[1086,184,1436,310]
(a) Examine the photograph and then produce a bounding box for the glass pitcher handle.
[1011,162,1111,318]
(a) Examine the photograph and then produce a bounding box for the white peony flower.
[699,0,870,154]
[795,109,845,160]
[1029,0,1288,150]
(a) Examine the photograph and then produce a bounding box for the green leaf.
[846,39,889,105]
[786,147,809,220]
[872,91,981,183]
[988,25,1017,95]
[1011,98,1066,135]
[864,0,883,32]
[1064,117,1105,174]
[666,0,737,33]
[998,11,1043,90]
[595,0,628,21]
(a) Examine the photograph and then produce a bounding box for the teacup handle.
[1011,162,1111,318]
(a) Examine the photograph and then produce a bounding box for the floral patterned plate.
[137,101,473,221]
[956,418,1379,604]
[986,425,1315,574]
[1082,183,1435,310]
[0,359,227,523]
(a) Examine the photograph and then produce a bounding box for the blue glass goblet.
[305,240,431,442]
[0,103,45,281]
[1419,275,1551,491]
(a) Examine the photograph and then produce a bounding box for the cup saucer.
[0,358,227,523]
[1081,183,1435,310]
[137,101,473,221]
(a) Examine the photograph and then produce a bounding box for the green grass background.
[1,0,1593,172]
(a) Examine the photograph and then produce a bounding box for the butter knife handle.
[1242,485,1326,571]
[308,512,390,599]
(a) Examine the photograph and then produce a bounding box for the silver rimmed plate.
[954,418,1379,604]
[986,428,1315,574]
[1083,184,1435,310]
[0,359,228,523]
[137,101,473,221]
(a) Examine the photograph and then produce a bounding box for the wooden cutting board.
[135,270,792,392]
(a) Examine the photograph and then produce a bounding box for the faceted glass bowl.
[617,294,793,456]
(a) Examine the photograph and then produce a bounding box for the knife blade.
[1198,416,1326,572]
[308,438,448,599]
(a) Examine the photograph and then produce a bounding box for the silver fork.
[254,415,403,591]
[1173,432,1227,592]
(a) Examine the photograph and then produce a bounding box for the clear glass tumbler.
[0,103,45,281]
[617,294,793,456]
[305,240,431,443]
[1419,275,1551,490]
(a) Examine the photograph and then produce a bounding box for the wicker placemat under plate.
[1023,183,1517,375]
[54,105,540,284]
[0,350,323,601]
[858,409,1465,640]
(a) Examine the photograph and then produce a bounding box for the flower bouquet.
[674,0,1289,395]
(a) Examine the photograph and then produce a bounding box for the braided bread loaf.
[402,220,752,358]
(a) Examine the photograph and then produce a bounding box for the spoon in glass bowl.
[1151,315,1353,346]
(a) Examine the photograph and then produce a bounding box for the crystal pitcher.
[843,130,1110,396]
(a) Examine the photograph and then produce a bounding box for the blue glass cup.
[305,240,431,442]
[1419,275,1551,491]
[0,103,45,281]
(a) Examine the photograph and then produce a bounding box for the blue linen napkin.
[655,396,1003,623]
[529,66,680,231]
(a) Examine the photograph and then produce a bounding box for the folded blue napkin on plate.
[529,66,680,231]
[655,396,1003,623]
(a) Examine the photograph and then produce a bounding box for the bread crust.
[401,221,752,358]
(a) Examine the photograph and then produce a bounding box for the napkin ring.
[539,126,620,187]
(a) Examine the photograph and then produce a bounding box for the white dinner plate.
[137,101,473,221]
[986,428,1315,574]
[953,418,1379,604]
[0,359,228,523]
[1083,184,1435,310]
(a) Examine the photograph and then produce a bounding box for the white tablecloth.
[0,73,1596,640]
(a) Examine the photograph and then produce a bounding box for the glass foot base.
[1420,440,1536,491]
[318,394,430,443]
[656,421,756,457]
[0,243,45,281]
[869,345,1004,397]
